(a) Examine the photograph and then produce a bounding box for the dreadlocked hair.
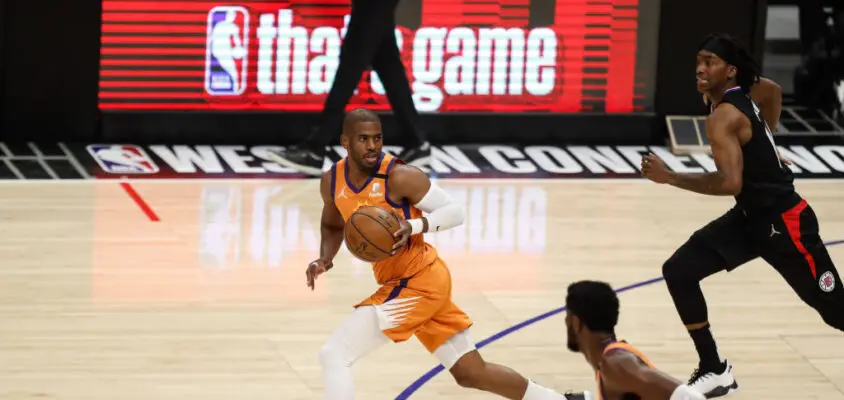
[700,33,761,93]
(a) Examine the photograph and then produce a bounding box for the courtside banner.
[75,144,844,180]
[98,0,660,113]
[0,143,842,180]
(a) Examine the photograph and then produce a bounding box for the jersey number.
[751,100,783,168]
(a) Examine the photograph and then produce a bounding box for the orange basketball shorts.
[355,258,473,353]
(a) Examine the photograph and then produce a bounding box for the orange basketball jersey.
[596,341,656,400]
[331,152,438,284]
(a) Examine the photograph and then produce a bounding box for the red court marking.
[120,182,160,222]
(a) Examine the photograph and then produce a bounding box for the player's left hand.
[641,153,672,184]
[392,220,411,255]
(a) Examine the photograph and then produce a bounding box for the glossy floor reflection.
[0,179,842,400]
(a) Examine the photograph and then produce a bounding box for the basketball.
[344,206,403,262]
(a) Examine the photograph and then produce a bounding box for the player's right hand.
[392,219,412,255]
[777,151,792,166]
[306,258,332,291]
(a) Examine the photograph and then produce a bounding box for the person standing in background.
[268,0,430,176]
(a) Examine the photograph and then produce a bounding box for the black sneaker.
[266,144,325,176]
[396,141,431,167]
[565,390,594,400]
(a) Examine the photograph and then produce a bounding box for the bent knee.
[662,237,714,284]
[441,332,484,389]
[451,367,485,389]
[433,330,477,370]
[662,253,686,283]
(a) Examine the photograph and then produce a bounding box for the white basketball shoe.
[687,359,739,398]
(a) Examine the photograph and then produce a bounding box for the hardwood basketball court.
[1,178,842,399]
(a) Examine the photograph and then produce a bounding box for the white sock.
[522,380,567,400]
[319,306,390,400]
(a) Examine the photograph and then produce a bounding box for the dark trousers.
[305,0,425,150]
[662,195,844,330]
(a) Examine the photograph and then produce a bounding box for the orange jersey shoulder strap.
[596,340,655,400]
[602,341,655,368]
[377,152,399,175]
[377,153,411,212]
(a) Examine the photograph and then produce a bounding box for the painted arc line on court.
[395,239,844,399]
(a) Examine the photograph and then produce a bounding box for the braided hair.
[699,33,761,93]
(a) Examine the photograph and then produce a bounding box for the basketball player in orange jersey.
[306,108,581,400]
[565,280,706,400]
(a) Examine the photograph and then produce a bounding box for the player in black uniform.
[641,33,844,398]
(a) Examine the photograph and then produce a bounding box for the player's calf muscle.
[451,362,528,399]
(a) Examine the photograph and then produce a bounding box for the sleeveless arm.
[665,104,744,196]
[750,77,782,132]
[318,169,345,265]
[387,165,465,234]
[600,352,702,399]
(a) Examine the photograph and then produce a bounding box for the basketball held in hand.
[344,206,403,262]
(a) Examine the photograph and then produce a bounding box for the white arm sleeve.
[670,385,705,400]
[407,181,465,234]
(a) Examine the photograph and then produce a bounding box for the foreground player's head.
[341,108,383,172]
[565,280,619,352]
[696,33,760,95]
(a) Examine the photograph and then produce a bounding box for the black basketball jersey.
[712,86,795,210]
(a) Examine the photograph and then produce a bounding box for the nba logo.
[87,145,160,174]
[205,6,250,96]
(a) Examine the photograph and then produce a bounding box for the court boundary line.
[395,239,844,399]
[119,181,160,222]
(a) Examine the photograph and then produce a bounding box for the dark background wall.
[0,0,6,133]
[654,0,768,117]
[0,0,102,142]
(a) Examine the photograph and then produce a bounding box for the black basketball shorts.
[690,196,842,317]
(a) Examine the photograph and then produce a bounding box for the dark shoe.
[565,390,595,400]
[266,144,325,176]
[396,141,431,167]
